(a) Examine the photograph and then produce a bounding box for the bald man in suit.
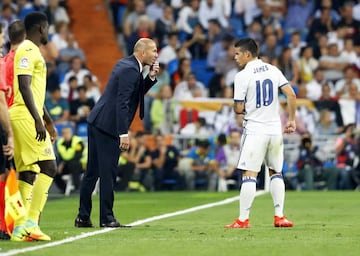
[75,38,159,228]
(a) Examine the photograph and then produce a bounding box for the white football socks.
[270,174,285,218]
[239,176,257,221]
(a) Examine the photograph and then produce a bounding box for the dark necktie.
[139,73,144,119]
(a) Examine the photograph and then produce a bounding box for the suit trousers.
[78,124,120,224]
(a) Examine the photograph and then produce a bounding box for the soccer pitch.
[0,191,359,256]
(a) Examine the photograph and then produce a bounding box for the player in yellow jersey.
[9,12,57,242]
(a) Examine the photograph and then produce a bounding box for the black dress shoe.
[100,221,131,228]
[75,217,94,228]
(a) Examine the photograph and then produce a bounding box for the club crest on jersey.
[44,147,52,156]
[19,57,29,68]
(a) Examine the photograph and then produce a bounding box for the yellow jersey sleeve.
[10,39,47,121]
[14,41,37,76]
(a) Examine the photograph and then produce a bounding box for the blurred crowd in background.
[1,0,360,193]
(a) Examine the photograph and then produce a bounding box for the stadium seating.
[191,59,214,87]
[116,4,126,27]
[76,123,88,138]
[167,59,179,75]
[228,17,246,38]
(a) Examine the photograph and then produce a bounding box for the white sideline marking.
[2,191,267,256]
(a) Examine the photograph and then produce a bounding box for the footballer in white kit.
[233,58,289,172]
[225,38,296,229]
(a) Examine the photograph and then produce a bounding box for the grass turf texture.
[0,191,359,256]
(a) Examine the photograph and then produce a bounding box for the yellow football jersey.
[9,39,47,120]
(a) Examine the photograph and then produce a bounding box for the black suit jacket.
[87,55,156,137]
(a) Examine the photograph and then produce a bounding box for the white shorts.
[237,134,284,172]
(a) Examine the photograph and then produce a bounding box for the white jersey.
[234,59,289,135]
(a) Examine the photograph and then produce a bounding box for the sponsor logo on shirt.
[19,57,29,68]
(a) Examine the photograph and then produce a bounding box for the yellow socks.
[27,173,53,223]
[15,180,33,226]
[18,180,33,211]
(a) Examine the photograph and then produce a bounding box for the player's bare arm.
[43,106,57,143]
[280,83,297,134]
[0,90,14,159]
[0,91,12,137]
[18,74,46,141]
[233,101,245,115]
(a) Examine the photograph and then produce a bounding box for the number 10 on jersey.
[256,79,273,108]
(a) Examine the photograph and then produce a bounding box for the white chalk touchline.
[2,191,267,256]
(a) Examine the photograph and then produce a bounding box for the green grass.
[0,191,359,256]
